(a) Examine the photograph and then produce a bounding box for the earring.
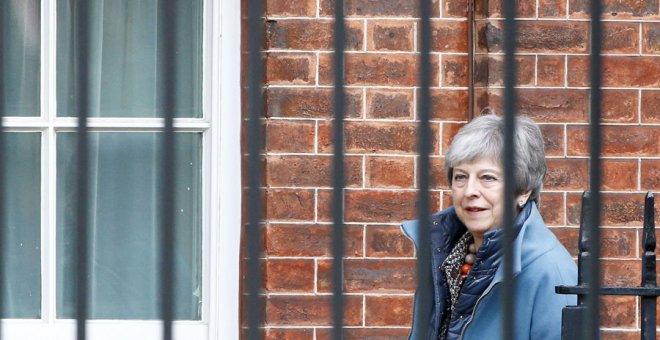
[518,201,525,208]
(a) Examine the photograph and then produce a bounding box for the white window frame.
[0,0,241,339]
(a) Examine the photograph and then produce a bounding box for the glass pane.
[2,133,41,318]
[1,0,40,116]
[56,132,202,320]
[56,0,202,118]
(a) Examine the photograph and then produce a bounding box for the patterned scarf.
[438,231,474,339]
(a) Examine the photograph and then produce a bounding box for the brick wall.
[249,0,660,338]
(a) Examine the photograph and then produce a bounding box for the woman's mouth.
[464,206,487,212]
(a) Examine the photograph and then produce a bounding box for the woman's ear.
[516,190,532,207]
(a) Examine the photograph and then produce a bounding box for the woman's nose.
[464,178,481,197]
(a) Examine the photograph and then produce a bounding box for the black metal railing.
[240,0,651,338]
[0,0,654,339]
[556,193,658,340]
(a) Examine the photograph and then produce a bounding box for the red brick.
[550,227,578,256]
[265,295,362,326]
[640,159,660,190]
[266,120,315,153]
[569,0,659,19]
[266,155,362,187]
[366,89,414,120]
[366,156,415,188]
[442,55,469,87]
[343,190,440,223]
[601,296,636,328]
[640,90,660,123]
[477,21,589,53]
[602,228,637,258]
[319,53,438,87]
[266,88,362,119]
[266,53,316,85]
[318,259,417,293]
[266,20,364,51]
[365,225,415,257]
[368,20,415,51]
[265,328,314,340]
[602,159,637,191]
[568,56,660,88]
[602,260,641,286]
[545,158,589,190]
[476,0,536,17]
[601,90,638,123]
[537,55,565,87]
[320,0,440,17]
[444,0,468,17]
[318,121,440,155]
[539,124,565,156]
[481,89,588,123]
[429,90,469,121]
[441,122,465,153]
[365,296,414,326]
[427,157,449,189]
[602,23,639,54]
[539,0,567,17]
[265,224,364,257]
[552,228,637,259]
[316,328,410,340]
[266,189,315,221]
[548,228,635,258]
[266,0,317,17]
[642,23,660,54]
[429,21,468,52]
[539,192,564,226]
[602,331,639,340]
[474,55,535,87]
[567,193,646,226]
[567,125,659,157]
[441,190,453,209]
[265,259,315,292]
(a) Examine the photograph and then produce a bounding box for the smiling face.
[451,157,530,243]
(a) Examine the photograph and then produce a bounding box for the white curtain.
[2,0,40,116]
[1,0,41,318]
[2,134,41,318]
[55,0,203,320]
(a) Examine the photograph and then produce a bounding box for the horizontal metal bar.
[556,286,660,297]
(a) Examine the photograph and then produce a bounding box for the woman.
[402,114,577,339]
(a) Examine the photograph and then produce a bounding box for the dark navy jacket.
[401,203,577,339]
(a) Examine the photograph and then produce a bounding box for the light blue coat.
[401,203,577,339]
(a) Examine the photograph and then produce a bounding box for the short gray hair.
[445,114,547,203]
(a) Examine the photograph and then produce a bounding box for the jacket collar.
[401,202,539,282]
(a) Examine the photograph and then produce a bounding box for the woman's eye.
[453,174,466,182]
[482,175,498,181]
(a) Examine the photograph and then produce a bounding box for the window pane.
[56,0,202,118]
[1,0,40,116]
[56,132,202,320]
[2,133,41,318]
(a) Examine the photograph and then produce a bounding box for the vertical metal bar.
[74,0,90,338]
[246,0,265,336]
[585,0,603,336]
[158,0,177,339]
[502,0,517,336]
[578,191,591,306]
[467,0,475,121]
[0,0,5,336]
[641,193,656,340]
[415,0,433,338]
[331,0,346,339]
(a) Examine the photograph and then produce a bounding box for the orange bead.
[461,263,472,275]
